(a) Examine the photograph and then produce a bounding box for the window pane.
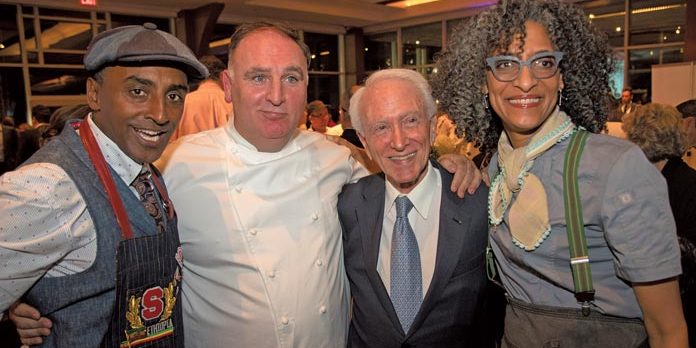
[628,46,684,103]
[29,68,88,96]
[23,18,37,57]
[305,32,338,72]
[208,23,236,64]
[44,52,84,65]
[0,67,27,121]
[38,8,91,19]
[39,20,92,50]
[629,0,685,46]
[402,22,441,67]
[0,4,21,63]
[95,23,106,34]
[364,31,396,71]
[307,74,339,120]
[110,14,169,32]
[585,0,626,48]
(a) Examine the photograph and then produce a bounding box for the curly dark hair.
[432,0,614,153]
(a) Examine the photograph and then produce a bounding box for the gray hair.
[350,68,437,134]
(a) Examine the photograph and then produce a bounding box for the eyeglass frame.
[485,51,564,82]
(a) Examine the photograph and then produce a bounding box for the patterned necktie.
[390,196,422,333]
[131,166,166,234]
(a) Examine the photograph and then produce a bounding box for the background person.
[608,87,637,122]
[433,0,686,347]
[17,105,51,163]
[676,99,696,170]
[623,103,696,347]
[170,55,232,142]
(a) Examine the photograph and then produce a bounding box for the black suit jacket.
[338,163,489,347]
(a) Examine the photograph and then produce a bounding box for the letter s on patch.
[141,286,164,321]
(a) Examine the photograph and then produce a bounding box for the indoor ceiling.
[23,0,496,33]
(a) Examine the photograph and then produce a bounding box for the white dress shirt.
[157,124,368,348]
[0,115,142,313]
[377,163,442,296]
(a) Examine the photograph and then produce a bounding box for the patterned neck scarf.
[489,108,576,250]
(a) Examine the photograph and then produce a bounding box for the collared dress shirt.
[488,133,680,318]
[377,162,442,296]
[0,115,143,313]
[157,124,369,348]
[170,80,233,142]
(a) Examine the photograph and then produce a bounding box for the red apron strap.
[78,120,135,239]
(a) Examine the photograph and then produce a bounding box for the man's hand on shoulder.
[436,154,486,198]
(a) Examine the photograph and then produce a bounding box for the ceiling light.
[415,40,420,45]
[615,26,621,32]
[386,0,439,9]
[586,4,683,19]
[364,47,369,52]
[319,51,330,56]
[311,54,316,59]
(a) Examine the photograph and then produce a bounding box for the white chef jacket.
[157,124,368,347]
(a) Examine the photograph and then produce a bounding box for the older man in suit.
[338,69,489,347]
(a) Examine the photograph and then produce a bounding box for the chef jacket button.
[250,229,258,236]
[316,259,323,267]
[268,271,276,278]
[235,186,242,193]
[319,306,327,314]
[281,316,289,325]
[311,213,319,221]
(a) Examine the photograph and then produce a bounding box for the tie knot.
[131,167,150,187]
[395,196,413,218]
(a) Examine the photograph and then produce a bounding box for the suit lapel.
[356,175,405,335]
[408,166,469,336]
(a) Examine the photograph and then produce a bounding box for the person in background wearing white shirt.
[0,23,207,347]
[11,22,481,348]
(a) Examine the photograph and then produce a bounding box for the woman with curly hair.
[432,0,687,346]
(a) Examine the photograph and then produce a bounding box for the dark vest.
[22,124,182,347]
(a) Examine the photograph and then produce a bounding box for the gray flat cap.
[84,23,208,80]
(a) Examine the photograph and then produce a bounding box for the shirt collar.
[224,121,304,155]
[385,161,437,219]
[87,113,143,185]
[226,121,259,151]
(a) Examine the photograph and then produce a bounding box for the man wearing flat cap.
[0,23,207,347]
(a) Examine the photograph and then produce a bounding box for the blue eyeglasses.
[485,51,564,82]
